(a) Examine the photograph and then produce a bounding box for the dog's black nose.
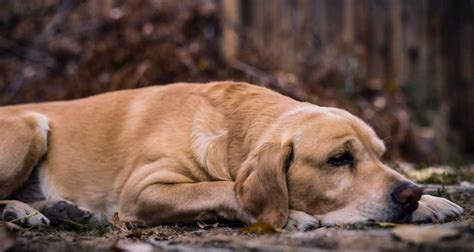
[392,182,423,213]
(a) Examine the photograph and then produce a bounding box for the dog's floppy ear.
[235,142,293,228]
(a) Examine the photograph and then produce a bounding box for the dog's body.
[0,82,463,230]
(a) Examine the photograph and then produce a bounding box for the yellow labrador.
[0,82,463,230]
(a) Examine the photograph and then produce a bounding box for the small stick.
[7,211,40,224]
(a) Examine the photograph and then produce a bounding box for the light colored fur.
[0,82,463,229]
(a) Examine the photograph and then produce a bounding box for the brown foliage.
[0,0,463,164]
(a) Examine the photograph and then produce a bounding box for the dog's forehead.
[288,105,385,155]
[322,107,386,156]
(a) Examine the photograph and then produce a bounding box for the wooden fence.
[221,0,474,161]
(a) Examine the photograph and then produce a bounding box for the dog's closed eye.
[327,152,354,167]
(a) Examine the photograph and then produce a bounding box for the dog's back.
[1,82,293,216]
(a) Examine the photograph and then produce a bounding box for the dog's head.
[235,105,422,228]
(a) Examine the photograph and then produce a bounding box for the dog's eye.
[327,152,354,167]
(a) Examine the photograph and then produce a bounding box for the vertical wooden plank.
[220,0,240,62]
[343,0,354,46]
[311,0,328,50]
[353,0,370,85]
[429,0,451,160]
[388,0,403,89]
[441,0,474,157]
[253,1,264,48]
[367,0,388,90]
[299,0,311,49]
[402,0,419,87]
[296,0,312,76]
[326,0,343,43]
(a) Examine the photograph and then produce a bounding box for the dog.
[0,82,464,230]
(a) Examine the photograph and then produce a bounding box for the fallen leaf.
[110,212,143,231]
[376,222,398,228]
[392,225,461,243]
[241,223,278,235]
[113,240,154,252]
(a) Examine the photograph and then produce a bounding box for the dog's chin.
[319,214,371,226]
[319,213,408,227]
[318,211,386,226]
[318,202,411,226]
[385,206,419,224]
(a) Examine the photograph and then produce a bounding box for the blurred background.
[0,0,473,166]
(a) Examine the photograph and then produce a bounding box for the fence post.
[221,0,240,63]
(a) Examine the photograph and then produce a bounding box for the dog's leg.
[0,112,50,228]
[0,200,50,227]
[284,210,320,231]
[118,160,255,226]
[119,181,255,226]
[0,111,49,199]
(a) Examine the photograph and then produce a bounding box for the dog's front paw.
[284,210,320,231]
[0,200,50,228]
[408,195,464,223]
[41,201,93,229]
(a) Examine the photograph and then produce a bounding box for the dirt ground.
[2,182,473,252]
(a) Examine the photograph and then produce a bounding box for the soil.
[3,184,473,252]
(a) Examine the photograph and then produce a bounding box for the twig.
[7,211,40,224]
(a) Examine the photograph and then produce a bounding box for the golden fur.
[0,82,463,229]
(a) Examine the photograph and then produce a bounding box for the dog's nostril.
[392,183,423,211]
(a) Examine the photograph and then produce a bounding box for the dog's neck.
[202,86,298,178]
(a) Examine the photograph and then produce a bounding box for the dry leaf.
[377,222,398,228]
[110,212,142,231]
[113,240,154,252]
[241,223,278,235]
[392,225,461,243]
